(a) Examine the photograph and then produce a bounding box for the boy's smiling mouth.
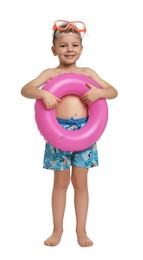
[65,54,75,58]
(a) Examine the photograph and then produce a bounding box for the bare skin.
[44,167,93,247]
[21,32,118,247]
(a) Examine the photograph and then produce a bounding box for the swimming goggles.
[53,20,86,33]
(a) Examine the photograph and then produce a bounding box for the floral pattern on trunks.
[43,117,99,171]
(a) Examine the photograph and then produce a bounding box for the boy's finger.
[56,97,61,102]
[86,82,93,88]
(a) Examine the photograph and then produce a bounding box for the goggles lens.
[53,20,86,33]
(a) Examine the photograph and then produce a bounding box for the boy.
[21,20,118,247]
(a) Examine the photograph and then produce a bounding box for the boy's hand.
[42,90,61,110]
[81,82,101,104]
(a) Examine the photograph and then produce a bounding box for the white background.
[0,0,143,259]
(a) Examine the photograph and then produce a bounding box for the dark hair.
[52,23,82,45]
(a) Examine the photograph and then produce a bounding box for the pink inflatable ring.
[35,73,108,152]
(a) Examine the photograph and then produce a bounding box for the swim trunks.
[43,117,99,171]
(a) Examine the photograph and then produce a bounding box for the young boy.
[21,20,118,247]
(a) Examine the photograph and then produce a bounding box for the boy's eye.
[60,45,66,47]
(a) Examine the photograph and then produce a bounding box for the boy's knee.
[71,175,87,190]
[54,175,70,190]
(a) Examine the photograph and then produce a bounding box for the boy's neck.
[57,64,77,70]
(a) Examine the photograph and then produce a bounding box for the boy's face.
[52,33,83,65]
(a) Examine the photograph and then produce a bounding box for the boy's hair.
[52,23,82,45]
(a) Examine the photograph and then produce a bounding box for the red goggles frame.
[53,20,86,33]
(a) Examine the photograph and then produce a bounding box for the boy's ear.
[51,46,57,56]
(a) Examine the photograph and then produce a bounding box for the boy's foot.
[44,230,63,247]
[77,231,93,247]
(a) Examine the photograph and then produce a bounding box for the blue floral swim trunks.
[43,117,99,171]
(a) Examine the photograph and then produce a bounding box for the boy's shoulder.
[39,68,60,81]
[79,67,97,77]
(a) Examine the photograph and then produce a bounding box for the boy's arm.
[81,68,118,103]
[21,70,60,109]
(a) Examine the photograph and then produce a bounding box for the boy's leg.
[44,169,70,246]
[71,166,93,247]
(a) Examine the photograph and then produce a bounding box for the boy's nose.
[67,45,73,52]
